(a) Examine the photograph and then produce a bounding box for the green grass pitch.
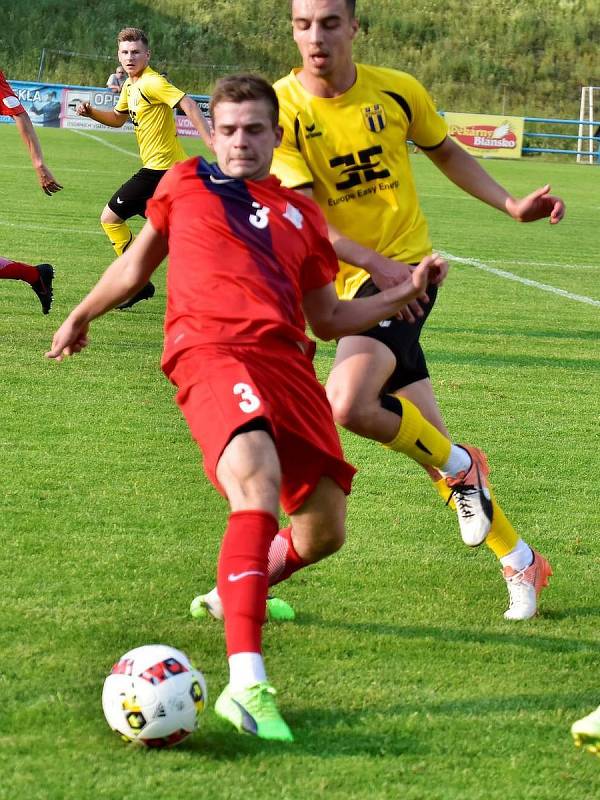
[0,125,599,799]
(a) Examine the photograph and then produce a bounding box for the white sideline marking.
[442,251,600,308]
[0,218,104,236]
[69,129,139,159]
[482,258,599,271]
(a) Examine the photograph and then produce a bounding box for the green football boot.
[215,682,294,742]
[190,591,295,622]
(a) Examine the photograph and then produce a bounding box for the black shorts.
[353,277,438,392]
[107,168,167,220]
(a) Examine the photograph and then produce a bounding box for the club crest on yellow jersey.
[362,104,386,133]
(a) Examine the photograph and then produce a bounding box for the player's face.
[292,0,358,80]
[211,99,283,181]
[118,40,150,79]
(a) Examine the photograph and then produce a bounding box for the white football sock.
[228,652,267,692]
[500,538,534,572]
[440,445,472,477]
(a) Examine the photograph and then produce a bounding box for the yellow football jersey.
[272,64,448,299]
[116,66,186,170]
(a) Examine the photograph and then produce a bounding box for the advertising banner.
[444,112,524,159]
[1,79,210,137]
[1,81,64,127]
[60,86,134,132]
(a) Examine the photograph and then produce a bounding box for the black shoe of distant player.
[116,281,156,310]
[31,263,54,314]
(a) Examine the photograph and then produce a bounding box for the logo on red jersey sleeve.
[283,203,304,230]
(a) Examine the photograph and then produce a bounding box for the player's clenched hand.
[419,253,448,286]
[385,253,448,320]
[36,164,63,195]
[368,254,425,323]
[506,184,565,224]
[412,253,448,291]
[45,317,90,362]
[76,102,93,117]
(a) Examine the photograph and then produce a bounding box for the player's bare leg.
[192,476,346,622]
[327,336,550,616]
[100,205,154,308]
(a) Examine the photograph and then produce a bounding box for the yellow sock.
[384,396,452,468]
[433,477,518,558]
[433,476,456,510]
[101,221,134,256]
[485,492,519,558]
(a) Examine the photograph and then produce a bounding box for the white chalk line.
[0,218,104,236]
[481,258,598,271]
[68,129,140,159]
[441,251,600,308]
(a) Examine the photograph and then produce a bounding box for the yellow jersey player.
[77,27,211,308]
[271,0,564,620]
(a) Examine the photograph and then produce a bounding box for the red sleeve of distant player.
[0,71,25,116]
[298,196,339,294]
[146,163,183,236]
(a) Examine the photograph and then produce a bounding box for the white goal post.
[577,86,600,164]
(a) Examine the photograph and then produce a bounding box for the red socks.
[0,258,39,285]
[267,525,308,586]
[217,510,278,657]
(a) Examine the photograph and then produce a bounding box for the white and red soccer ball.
[102,644,207,747]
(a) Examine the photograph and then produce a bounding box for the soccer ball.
[102,644,207,747]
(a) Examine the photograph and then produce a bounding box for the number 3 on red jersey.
[233,382,261,413]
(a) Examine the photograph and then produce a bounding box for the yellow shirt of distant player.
[272,64,448,299]
[116,66,186,170]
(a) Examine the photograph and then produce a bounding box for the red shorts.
[166,342,356,514]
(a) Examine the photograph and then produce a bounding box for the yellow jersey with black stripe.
[116,66,186,170]
[272,64,448,299]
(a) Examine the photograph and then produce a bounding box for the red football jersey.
[146,157,339,370]
[0,71,25,116]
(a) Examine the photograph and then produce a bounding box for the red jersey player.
[47,74,447,742]
[1,70,62,313]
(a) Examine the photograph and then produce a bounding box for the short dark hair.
[290,0,356,14]
[117,27,149,47]
[210,73,279,128]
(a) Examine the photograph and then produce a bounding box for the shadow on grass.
[428,325,600,343]
[425,347,600,371]
[180,713,424,761]
[166,685,596,762]
[293,614,600,655]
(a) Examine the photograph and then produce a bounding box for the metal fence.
[523,116,600,163]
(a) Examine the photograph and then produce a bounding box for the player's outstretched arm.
[13,112,63,194]
[76,101,128,128]
[303,254,448,341]
[46,222,168,362]
[178,95,212,149]
[425,137,565,224]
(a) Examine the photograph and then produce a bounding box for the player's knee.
[328,390,374,434]
[323,522,345,556]
[101,206,121,225]
[236,471,280,510]
[304,521,345,562]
